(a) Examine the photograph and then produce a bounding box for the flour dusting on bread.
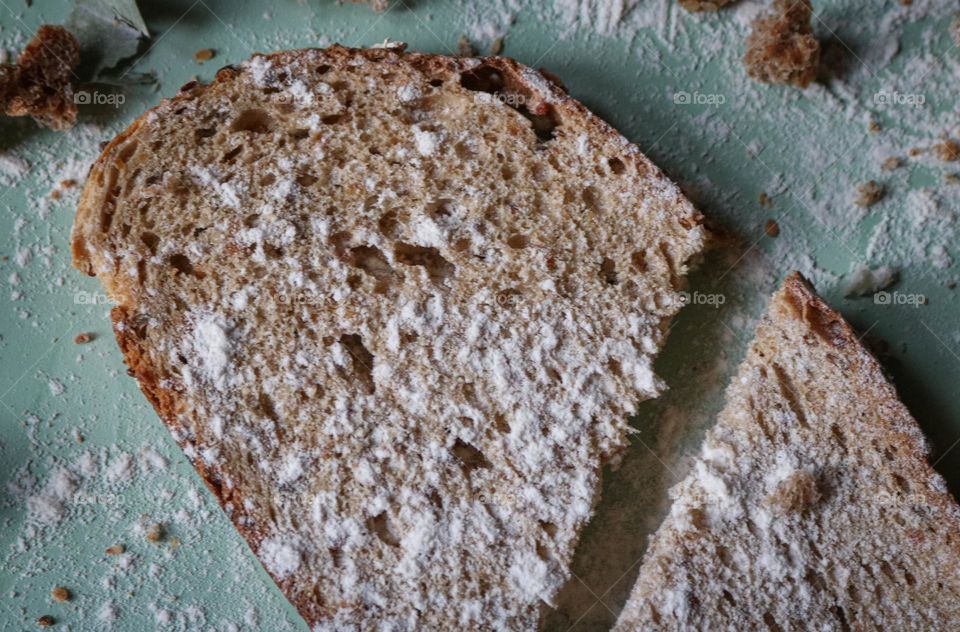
[615,274,960,631]
[72,45,705,629]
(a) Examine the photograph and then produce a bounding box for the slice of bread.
[71,44,705,629]
[615,273,960,630]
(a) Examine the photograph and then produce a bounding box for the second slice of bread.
[615,273,960,630]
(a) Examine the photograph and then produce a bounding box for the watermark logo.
[673,91,726,107]
[74,290,116,306]
[874,291,925,307]
[680,291,726,308]
[873,90,925,107]
[473,91,527,108]
[74,89,126,107]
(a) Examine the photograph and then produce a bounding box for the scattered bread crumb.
[37,615,55,627]
[854,180,884,207]
[933,139,960,162]
[881,156,902,171]
[945,173,960,185]
[1,25,80,130]
[146,523,165,543]
[490,37,504,55]
[743,0,820,88]
[74,332,91,344]
[764,219,780,237]
[868,119,881,133]
[457,35,475,57]
[679,0,733,11]
[105,544,125,555]
[51,586,70,602]
[194,48,215,63]
[350,0,388,11]
[758,192,774,208]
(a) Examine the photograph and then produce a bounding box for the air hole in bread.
[141,232,159,255]
[536,542,550,561]
[316,64,331,74]
[394,243,455,283]
[116,141,138,165]
[258,392,279,422]
[649,607,662,625]
[501,165,515,180]
[367,512,400,547]
[429,78,443,87]
[831,605,851,632]
[260,173,277,187]
[338,333,374,394]
[296,173,317,187]
[452,238,470,252]
[426,198,454,219]
[545,366,561,383]
[891,473,909,492]
[600,257,618,285]
[136,259,147,285]
[346,245,395,286]
[459,65,504,94]
[830,423,846,450]
[289,128,310,140]
[582,186,600,213]
[721,590,736,606]
[762,612,783,632]
[222,145,243,162]
[539,521,558,538]
[607,358,622,377]
[454,141,474,160]
[377,210,399,237]
[230,108,274,133]
[631,251,648,272]
[452,438,491,471]
[516,103,558,143]
[168,253,194,276]
[321,113,346,125]
[195,127,216,141]
[506,234,527,249]
[608,157,626,174]
[904,570,916,586]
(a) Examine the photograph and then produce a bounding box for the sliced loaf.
[71,44,706,629]
[615,273,960,630]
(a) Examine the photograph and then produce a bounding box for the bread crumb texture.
[743,0,820,88]
[0,25,80,130]
[615,273,960,631]
[70,45,705,629]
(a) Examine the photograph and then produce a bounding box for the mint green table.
[1,1,957,629]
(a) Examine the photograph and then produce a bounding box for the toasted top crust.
[615,272,960,631]
[72,44,705,630]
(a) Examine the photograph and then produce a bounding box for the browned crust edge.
[781,271,960,548]
[72,44,709,626]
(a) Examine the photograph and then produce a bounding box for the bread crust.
[72,44,705,628]
[781,272,960,528]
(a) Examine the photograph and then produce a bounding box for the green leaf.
[65,0,151,83]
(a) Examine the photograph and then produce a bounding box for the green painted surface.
[0,1,957,629]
